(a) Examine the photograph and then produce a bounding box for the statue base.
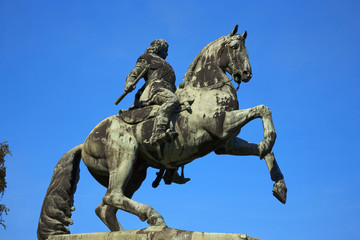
[48,226,262,240]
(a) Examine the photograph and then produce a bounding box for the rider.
[124,39,179,145]
[124,39,189,185]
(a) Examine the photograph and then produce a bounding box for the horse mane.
[182,36,227,86]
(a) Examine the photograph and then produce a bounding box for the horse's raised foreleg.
[223,105,277,159]
[215,137,287,204]
[264,152,287,204]
[102,138,166,228]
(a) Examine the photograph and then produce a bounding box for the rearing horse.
[37,25,287,240]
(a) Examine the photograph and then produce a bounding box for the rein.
[231,74,241,91]
[193,75,240,91]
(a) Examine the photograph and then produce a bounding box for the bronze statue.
[38,25,287,240]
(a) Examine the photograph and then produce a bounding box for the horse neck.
[176,57,238,112]
[182,41,228,89]
[176,37,238,110]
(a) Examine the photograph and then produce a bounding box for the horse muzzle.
[241,70,252,83]
[234,70,252,84]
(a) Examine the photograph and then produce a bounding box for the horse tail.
[37,144,83,240]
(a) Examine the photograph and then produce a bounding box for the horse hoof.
[272,179,287,204]
[95,203,123,231]
[147,209,167,226]
[147,215,166,226]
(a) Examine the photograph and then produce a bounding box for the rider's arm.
[124,58,148,92]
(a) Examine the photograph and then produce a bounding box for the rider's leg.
[148,90,180,145]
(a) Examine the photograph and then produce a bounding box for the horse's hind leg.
[102,140,166,227]
[95,158,149,231]
[123,159,148,199]
[85,163,123,231]
[95,203,122,231]
[215,137,287,204]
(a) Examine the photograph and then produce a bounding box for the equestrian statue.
[37,25,287,240]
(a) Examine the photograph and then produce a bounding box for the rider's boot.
[163,169,190,185]
[147,117,178,145]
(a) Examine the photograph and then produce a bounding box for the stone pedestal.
[48,226,262,240]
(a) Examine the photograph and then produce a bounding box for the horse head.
[218,25,252,83]
[181,25,252,90]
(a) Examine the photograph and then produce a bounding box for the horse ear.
[230,25,238,36]
[242,30,247,39]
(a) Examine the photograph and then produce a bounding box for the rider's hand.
[124,82,135,92]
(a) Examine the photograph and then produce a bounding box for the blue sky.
[1,0,360,239]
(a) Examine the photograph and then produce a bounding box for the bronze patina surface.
[38,25,286,240]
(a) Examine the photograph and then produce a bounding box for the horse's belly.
[161,130,215,168]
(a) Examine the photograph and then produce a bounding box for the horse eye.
[230,42,239,49]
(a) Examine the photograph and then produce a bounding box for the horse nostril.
[242,70,252,81]
[243,70,251,77]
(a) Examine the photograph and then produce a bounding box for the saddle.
[118,105,159,124]
[118,101,192,125]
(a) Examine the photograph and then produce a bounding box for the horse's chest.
[215,89,239,110]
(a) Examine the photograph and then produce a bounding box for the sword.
[114,65,150,105]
